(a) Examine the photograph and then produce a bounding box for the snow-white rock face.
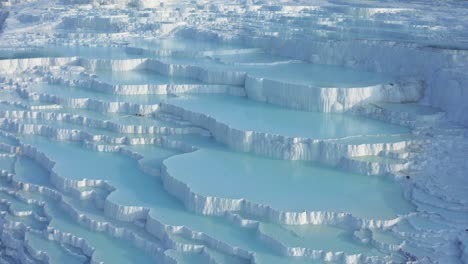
[0,0,467,264]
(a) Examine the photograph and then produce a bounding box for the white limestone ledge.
[159,102,414,163]
[144,59,246,86]
[160,162,405,229]
[78,58,146,72]
[1,222,38,264]
[250,33,468,125]
[124,46,262,59]
[10,136,398,263]
[47,75,246,96]
[3,139,254,262]
[351,103,446,128]
[0,57,78,74]
[0,109,209,136]
[76,57,423,112]
[338,156,410,176]
[245,76,424,112]
[23,230,89,264]
[2,56,422,115]
[17,87,159,115]
[6,143,256,264]
[0,118,208,154]
[2,160,174,264]
[225,211,404,263]
[0,121,129,145]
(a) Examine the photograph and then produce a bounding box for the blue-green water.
[0,36,417,263]
[164,147,413,219]
[167,95,410,138]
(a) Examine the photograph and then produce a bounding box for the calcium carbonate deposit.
[0,0,467,263]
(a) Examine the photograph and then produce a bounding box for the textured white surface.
[0,0,467,263]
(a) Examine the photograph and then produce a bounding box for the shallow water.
[130,37,246,54]
[25,232,87,264]
[156,50,391,88]
[15,156,53,187]
[0,155,15,172]
[43,197,158,264]
[0,35,419,263]
[164,147,413,219]
[13,135,399,262]
[95,69,201,85]
[167,94,410,138]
